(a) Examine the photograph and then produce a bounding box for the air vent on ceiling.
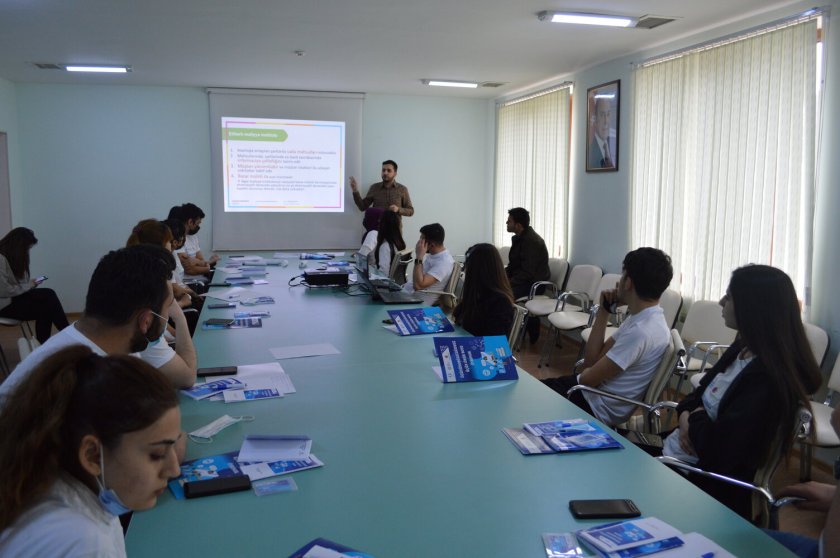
[33,63,62,70]
[481,82,507,88]
[636,15,677,29]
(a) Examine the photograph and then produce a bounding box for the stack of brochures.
[503,418,622,454]
[543,517,735,558]
[182,362,295,402]
[169,435,323,500]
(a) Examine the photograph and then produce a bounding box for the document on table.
[270,343,340,360]
[203,286,250,301]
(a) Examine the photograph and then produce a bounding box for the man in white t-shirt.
[0,245,197,406]
[403,223,455,306]
[169,203,218,280]
[542,247,672,426]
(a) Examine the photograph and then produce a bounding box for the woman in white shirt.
[358,207,385,261]
[373,210,406,276]
[0,346,181,557]
[0,227,69,343]
[661,265,821,518]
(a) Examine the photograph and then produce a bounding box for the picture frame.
[586,80,620,173]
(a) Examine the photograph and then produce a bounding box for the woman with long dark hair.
[358,207,384,260]
[0,227,69,343]
[0,346,181,556]
[452,243,515,337]
[662,264,822,518]
[373,211,406,275]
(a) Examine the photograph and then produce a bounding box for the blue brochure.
[521,418,623,452]
[433,335,518,382]
[300,252,334,260]
[387,307,454,336]
[287,538,375,558]
[168,451,244,499]
[180,377,246,400]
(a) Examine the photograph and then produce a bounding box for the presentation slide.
[221,117,345,213]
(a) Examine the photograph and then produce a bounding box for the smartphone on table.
[569,499,641,519]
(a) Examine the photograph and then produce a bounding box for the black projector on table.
[304,270,350,287]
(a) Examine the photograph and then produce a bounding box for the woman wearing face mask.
[661,265,822,519]
[0,346,181,556]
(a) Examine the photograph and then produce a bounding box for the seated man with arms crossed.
[542,247,672,426]
[403,223,455,307]
[0,244,197,406]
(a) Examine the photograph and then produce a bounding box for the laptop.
[354,253,423,305]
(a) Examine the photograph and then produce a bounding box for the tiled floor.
[0,320,834,539]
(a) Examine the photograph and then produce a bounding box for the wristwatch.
[415,259,423,264]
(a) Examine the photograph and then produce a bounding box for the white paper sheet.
[270,343,340,360]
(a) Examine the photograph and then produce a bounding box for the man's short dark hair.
[508,207,530,228]
[419,223,445,246]
[622,247,673,301]
[85,245,174,326]
[179,203,205,222]
[382,160,398,172]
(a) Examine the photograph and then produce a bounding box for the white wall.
[15,84,212,311]
[9,87,491,311]
[361,94,491,258]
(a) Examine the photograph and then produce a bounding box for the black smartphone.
[34,275,48,285]
[205,318,235,326]
[198,366,238,377]
[569,499,641,519]
[208,303,236,309]
[184,475,251,499]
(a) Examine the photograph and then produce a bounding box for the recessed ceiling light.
[422,79,479,89]
[65,65,131,73]
[538,11,635,28]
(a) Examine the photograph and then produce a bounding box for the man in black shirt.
[505,207,550,342]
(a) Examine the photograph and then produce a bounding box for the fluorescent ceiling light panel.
[65,65,130,73]
[424,79,478,88]
[540,11,634,28]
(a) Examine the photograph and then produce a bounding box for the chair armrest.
[657,456,774,504]
[555,291,591,312]
[528,281,559,300]
[696,344,730,374]
[567,384,649,409]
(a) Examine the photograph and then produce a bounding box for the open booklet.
[503,418,622,454]
[434,335,518,383]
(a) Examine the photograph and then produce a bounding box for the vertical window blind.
[494,86,571,257]
[631,16,820,305]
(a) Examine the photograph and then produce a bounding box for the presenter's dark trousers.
[0,288,69,343]
[541,374,595,416]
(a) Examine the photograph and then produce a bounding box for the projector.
[304,270,349,287]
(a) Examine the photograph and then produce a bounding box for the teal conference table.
[126,254,794,557]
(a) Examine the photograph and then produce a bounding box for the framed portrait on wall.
[586,80,620,173]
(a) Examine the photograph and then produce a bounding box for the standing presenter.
[349,160,414,217]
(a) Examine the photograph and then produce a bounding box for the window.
[493,86,571,257]
[631,14,821,304]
